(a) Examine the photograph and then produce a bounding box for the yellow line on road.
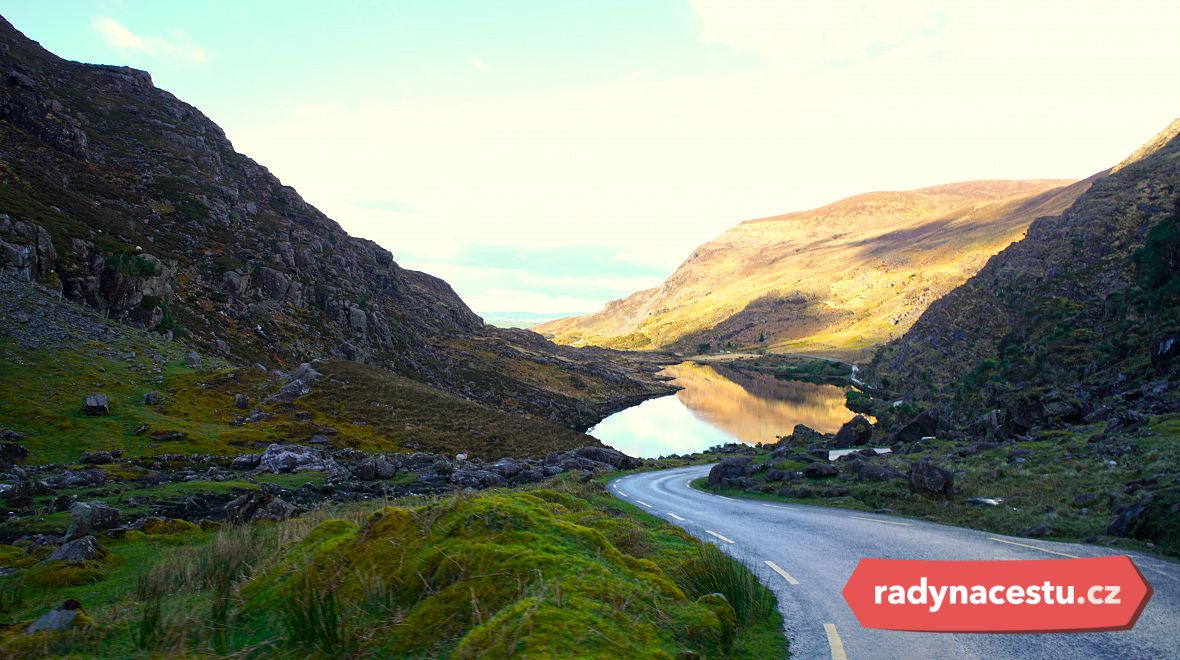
[988,537,1078,558]
[823,623,847,660]
[849,515,910,527]
[705,530,736,544]
[764,560,800,585]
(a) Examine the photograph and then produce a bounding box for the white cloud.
[470,56,489,71]
[91,15,207,63]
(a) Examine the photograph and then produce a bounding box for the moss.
[23,561,108,588]
[140,518,200,536]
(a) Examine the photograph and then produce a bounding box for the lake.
[588,361,862,458]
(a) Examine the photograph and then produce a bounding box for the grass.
[0,478,786,658]
[689,415,1180,557]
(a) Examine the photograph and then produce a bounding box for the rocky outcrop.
[66,501,121,538]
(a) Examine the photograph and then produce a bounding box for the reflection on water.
[589,362,859,459]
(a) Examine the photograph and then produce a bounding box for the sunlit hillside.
[536,179,1093,359]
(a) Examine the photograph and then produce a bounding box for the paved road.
[609,465,1180,660]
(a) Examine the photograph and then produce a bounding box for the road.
[609,465,1180,660]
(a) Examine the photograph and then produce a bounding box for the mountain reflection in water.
[589,361,860,458]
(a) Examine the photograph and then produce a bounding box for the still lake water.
[589,362,859,459]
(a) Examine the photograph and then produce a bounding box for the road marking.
[705,530,736,544]
[849,515,911,527]
[764,560,800,585]
[618,490,628,497]
[635,500,653,508]
[715,495,736,502]
[685,480,693,487]
[762,503,795,511]
[823,623,847,660]
[988,537,1078,558]
[667,512,687,521]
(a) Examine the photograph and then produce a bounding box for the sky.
[4,1,1180,318]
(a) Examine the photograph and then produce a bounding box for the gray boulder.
[858,465,902,482]
[142,390,162,405]
[234,393,249,409]
[450,469,507,489]
[230,453,261,470]
[908,459,953,497]
[707,456,752,488]
[66,501,121,537]
[833,415,873,448]
[48,536,104,562]
[82,394,109,416]
[1022,522,1053,537]
[802,463,839,479]
[26,606,80,634]
[79,450,116,465]
[257,444,331,473]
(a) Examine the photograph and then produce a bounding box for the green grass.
[0,478,787,658]
[691,416,1180,558]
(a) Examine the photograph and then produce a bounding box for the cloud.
[91,15,207,62]
[470,56,489,71]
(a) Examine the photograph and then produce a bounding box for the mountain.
[0,15,667,435]
[536,179,1089,359]
[866,119,1180,430]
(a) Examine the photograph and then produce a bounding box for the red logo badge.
[842,556,1153,633]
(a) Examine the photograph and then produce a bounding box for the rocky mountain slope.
[0,15,667,432]
[537,179,1088,359]
[866,119,1180,432]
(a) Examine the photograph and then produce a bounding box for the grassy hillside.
[537,179,1089,359]
[0,479,786,658]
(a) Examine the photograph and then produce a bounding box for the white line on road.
[705,530,736,544]
[667,512,686,521]
[635,500,653,508]
[762,503,795,511]
[989,537,1078,558]
[823,623,847,660]
[685,480,693,487]
[618,490,628,497]
[849,515,911,527]
[764,560,800,585]
[715,495,736,502]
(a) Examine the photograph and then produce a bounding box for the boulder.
[230,453,261,470]
[572,446,641,470]
[234,393,249,409]
[26,603,85,634]
[66,501,122,537]
[511,467,545,485]
[450,469,507,489]
[1022,522,1053,538]
[257,444,330,473]
[833,415,873,448]
[142,390,162,405]
[352,457,397,481]
[707,456,752,488]
[907,459,952,497]
[82,393,109,416]
[50,469,107,489]
[79,450,115,465]
[1152,332,1180,374]
[858,465,902,482]
[887,410,940,444]
[48,536,105,562]
[778,486,813,498]
[224,486,298,523]
[802,463,838,479]
[789,424,823,443]
[720,476,757,490]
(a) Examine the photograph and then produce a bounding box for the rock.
[887,410,940,444]
[141,390,162,405]
[511,467,545,485]
[449,469,507,489]
[26,605,81,634]
[707,456,752,488]
[82,393,109,416]
[183,352,202,368]
[48,535,105,562]
[230,453,261,470]
[1022,522,1053,537]
[833,415,873,448]
[859,465,902,482]
[352,457,397,481]
[720,476,756,490]
[571,446,641,470]
[1107,500,1149,537]
[257,443,331,473]
[778,486,812,498]
[234,393,249,409]
[790,424,823,443]
[50,468,107,489]
[908,459,952,497]
[1151,332,1179,374]
[765,469,788,482]
[79,450,115,465]
[963,497,1001,506]
[1007,448,1031,463]
[823,487,850,497]
[1,441,29,465]
[802,463,838,479]
[224,485,298,523]
[66,501,122,537]
[491,458,528,478]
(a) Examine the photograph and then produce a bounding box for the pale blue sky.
[4,1,1179,317]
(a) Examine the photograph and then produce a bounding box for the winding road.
[609,465,1180,660]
